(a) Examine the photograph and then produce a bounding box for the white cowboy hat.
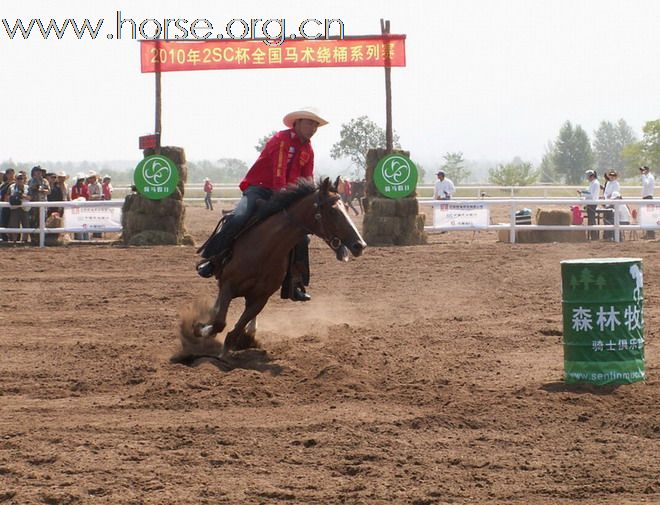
[283,107,328,128]
[56,171,68,178]
[86,170,97,178]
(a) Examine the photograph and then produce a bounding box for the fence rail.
[1,197,657,247]
[420,198,658,243]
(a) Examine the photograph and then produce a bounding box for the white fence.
[0,200,123,248]
[420,198,659,243]
[1,196,658,247]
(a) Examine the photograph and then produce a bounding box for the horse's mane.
[254,179,317,221]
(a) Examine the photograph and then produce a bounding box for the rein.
[283,192,343,251]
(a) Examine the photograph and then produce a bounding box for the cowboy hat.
[86,170,97,178]
[283,107,328,128]
[56,171,68,178]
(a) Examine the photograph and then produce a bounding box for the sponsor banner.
[638,203,660,229]
[140,36,406,72]
[433,202,489,229]
[64,205,122,230]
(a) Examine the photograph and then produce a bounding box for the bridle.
[284,190,344,252]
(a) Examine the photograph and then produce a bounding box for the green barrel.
[561,258,645,385]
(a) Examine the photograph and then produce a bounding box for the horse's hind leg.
[224,296,268,351]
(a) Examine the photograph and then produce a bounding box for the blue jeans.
[201,185,273,259]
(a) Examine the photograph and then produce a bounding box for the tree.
[440,152,470,184]
[552,121,594,184]
[488,159,539,186]
[592,119,637,173]
[330,116,400,179]
[538,141,558,183]
[640,119,660,168]
[621,119,660,175]
[255,131,277,152]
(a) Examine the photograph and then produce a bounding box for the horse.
[346,179,366,215]
[186,178,366,354]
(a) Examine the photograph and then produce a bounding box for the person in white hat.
[577,170,600,240]
[433,169,455,200]
[197,107,328,302]
[203,177,214,210]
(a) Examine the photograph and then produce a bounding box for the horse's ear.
[321,177,331,194]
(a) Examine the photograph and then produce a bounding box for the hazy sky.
[2,0,659,174]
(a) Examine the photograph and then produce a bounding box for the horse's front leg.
[224,296,268,351]
[198,284,232,338]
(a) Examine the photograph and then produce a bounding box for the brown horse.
[191,178,366,353]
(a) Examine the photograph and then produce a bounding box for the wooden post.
[154,41,162,154]
[381,19,393,153]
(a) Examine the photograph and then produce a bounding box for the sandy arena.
[1,205,658,504]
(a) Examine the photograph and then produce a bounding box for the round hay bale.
[369,198,398,216]
[127,230,178,246]
[396,198,419,216]
[536,210,571,226]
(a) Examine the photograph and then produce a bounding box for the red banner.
[140,36,406,72]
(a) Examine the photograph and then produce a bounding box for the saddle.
[196,201,267,277]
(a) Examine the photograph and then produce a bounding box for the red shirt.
[71,183,89,200]
[239,129,314,192]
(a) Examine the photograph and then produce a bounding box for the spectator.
[27,166,50,244]
[577,169,600,240]
[48,171,69,217]
[102,175,113,200]
[71,173,89,200]
[8,173,31,243]
[603,170,620,200]
[203,177,214,210]
[433,170,455,200]
[640,165,655,239]
[0,168,16,242]
[70,173,89,240]
[610,191,631,241]
[87,171,102,202]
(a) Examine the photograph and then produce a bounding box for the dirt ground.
[1,203,658,505]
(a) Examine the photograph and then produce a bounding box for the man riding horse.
[197,107,328,302]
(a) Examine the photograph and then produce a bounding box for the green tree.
[255,130,277,152]
[538,141,558,183]
[440,152,470,184]
[640,119,660,168]
[330,116,400,179]
[488,159,539,186]
[552,121,594,184]
[592,119,637,173]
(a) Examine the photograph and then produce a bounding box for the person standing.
[8,173,31,243]
[640,165,655,239]
[102,175,113,200]
[0,168,16,242]
[602,170,620,240]
[27,166,50,244]
[577,170,600,240]
[203,177,214,210]
[433,170,455,200]
[197,107,328,302]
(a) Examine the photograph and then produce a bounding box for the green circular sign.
[133,155,179,200]
[374,154,418,199]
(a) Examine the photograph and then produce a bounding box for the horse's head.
[315,178,367,261]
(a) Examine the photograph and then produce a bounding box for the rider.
[197,107,328,302]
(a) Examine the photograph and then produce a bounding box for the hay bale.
[536,209,571,226]
[396,198,419,216]
[369,198,398,216]
[127,230,178,246]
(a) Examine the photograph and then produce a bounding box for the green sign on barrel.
[561,258,645,385]
[134,154,179,200]
[374,154,418,199]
